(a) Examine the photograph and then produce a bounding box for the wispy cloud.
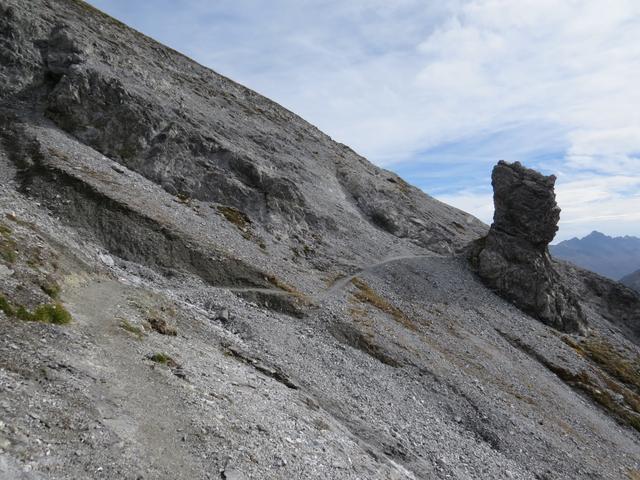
[90,0,640,240]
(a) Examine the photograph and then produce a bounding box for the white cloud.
[92,0,640,238]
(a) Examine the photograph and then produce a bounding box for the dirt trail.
[320,253,437,301]
[211,253,440,305]
[63,277,202,479]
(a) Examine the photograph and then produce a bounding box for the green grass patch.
[150,353,170,364]
[12,302,72,325]
[149,353,177,368]
[32,304,72,325]
[40,280,61,299]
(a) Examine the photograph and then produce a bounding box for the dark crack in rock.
[470,161,586,333]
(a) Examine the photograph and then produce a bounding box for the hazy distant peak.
[551,231,640,280]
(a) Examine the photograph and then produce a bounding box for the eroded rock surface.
[471,161,586,333]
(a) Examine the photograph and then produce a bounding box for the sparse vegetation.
[266,274,308,300]
[217,205,251,231]
[176,193,191,204]
[119,319,144,339]
[147,316,177,336]
[16,302,72,325]
[545,362,640,433]
[0,295,15,316]
[149,352,177,367]
[0,223,12,237]
[323,272,344,288]
[581,338,640,391]
[350,277,416,332]
[627,469,640,480]
[40,279,61,299]
[386,175,411,194]
[33,303,73,324]
[563,336,640,392]
[150,352,170,364]
[0,293,72,325]
[0,222,17,263]
[329,322,401,367]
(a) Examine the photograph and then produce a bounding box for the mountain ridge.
[550,230,640,280]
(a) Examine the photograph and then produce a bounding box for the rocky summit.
[1,1,640,480]
[470,161,585,334]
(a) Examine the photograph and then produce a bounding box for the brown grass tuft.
[350,277,416,331]
[217,205,251,231]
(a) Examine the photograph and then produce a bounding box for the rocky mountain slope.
[622,270,640,293]
[550,231,640,280]
[1,1,640,479]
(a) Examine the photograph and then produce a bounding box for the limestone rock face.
[472,161,586,333]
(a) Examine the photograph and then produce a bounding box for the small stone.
[99,254,115,267]
[222,468,247,480]
[216,308,230,322]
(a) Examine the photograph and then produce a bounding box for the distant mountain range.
[550,231,640,280]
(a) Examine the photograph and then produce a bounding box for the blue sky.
[89,0,640,241]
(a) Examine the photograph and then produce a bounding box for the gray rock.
[222,469,247,480]
[99,254,115,267]
[470,161,585,333]
[216,308,230,322]
[0,264,13,278]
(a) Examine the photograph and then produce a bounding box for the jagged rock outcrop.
[471,161,586,333]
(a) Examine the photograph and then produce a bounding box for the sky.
[89,0,640,242]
